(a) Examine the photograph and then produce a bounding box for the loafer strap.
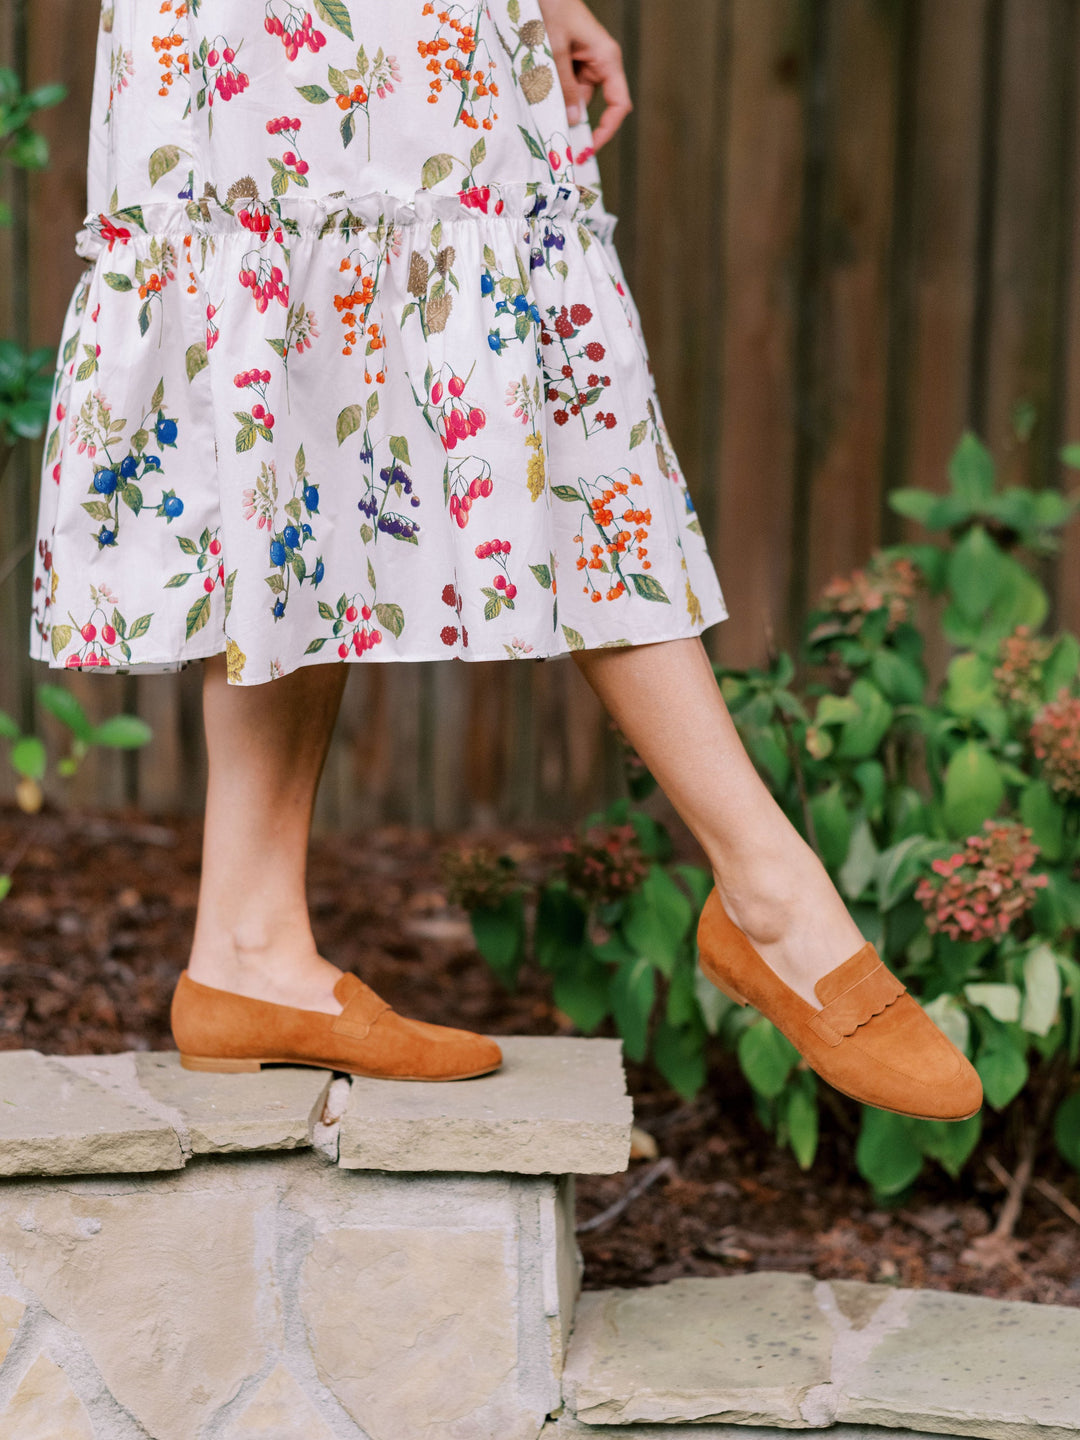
[330,972,392,1041]
[806,953,906,1047]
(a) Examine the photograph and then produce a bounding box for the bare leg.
[571,635,866,1006]
[186,653,349,1015]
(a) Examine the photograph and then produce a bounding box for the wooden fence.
[3,0,1080,830]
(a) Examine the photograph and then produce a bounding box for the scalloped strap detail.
[330,973,392,1042]
[806,957,907,1048]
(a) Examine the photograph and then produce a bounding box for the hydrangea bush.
[445,434,1080,1199]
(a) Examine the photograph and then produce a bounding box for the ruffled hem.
[73,179,618,261]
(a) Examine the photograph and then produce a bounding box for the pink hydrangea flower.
[1030,689,1080,799]
[914,820,1048,942]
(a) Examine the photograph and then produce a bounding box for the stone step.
[543,1423,949,1439]
[0,1035,632,1177]
[562,1273,1080,1439]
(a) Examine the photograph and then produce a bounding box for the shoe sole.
[179,1053,501,1081]
[700,960,980,1124]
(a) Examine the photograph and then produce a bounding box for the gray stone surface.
[835,1285,1080,1439]
[541,1424,962,1439]
[338,1035,632,1174]
[0,1354,95,1439]
[562,1274,833,1426]
[0,1050,183,1176]
[132,1050,332,1153]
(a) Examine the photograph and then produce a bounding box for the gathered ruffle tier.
[32,178,727,683]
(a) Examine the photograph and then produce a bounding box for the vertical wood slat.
[8,0,1080,825]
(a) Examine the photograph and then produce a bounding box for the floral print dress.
[29,0,729,684]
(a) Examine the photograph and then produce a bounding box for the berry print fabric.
[29,0,728,685]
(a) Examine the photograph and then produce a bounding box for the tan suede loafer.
[170,969,502,1081]
[696,887,982,1121]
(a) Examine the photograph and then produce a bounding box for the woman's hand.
[536,0,632,152]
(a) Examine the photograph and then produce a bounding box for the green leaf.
[910,1113,982,1178]
[808,782,852,871]
[552,956,611,1033]
[737,1019,797,1100]
[1053,1090,1080,1173]
[185,592,212,640]
[1021,943,1061,1036]
[948,432,996,505]
[469,892,525,989]
[611,956,656,1063]
[875,834,931,911]
[561,624,585,651]
[922,992,971,1054]
[0,710,19,740]
[373,602,404,638]
[887,487,939,525]
[870,649,924,705]
[856,1108,923,1196]
[628,573,670,604]
[622,864,693,976]
[295,84,332,103]
[551,484,583,503]
[336,403,364,445]
[1043,633,1080,702]
[10,736,45,780]
[784,1074,819,1171]
[36,685,93,742]
[1019,779,1065,863]
[652,1020,707,1101]
[836,679,893,759]
[148,144,180,186]
[103,272,133,291]
[92,714,152,749]
[421,152,455,189]
[942,741,1004,838]
[838,816,879,901]
[313,0,353,37]
[388,434,411,466]
[50,624,73,660]
[534,881,587,971]
[943,652,996,718]
[975,1028,1028,1110]
[985,555,1048,639]
[947,524,1004,623]
[964,982,1021,1024]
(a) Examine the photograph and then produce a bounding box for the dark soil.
[2,801,1079,1306]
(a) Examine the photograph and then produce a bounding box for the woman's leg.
[571,635,866,1007]
[185,653,349,1014]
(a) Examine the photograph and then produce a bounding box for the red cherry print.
[505,583,518,599]
[447,376,465,397]
[81,622,96,641]
[345,605,358,621]
[338,642,349,657]
[361,604,372,620]
[209,538,222,556]
[102,624,117,644]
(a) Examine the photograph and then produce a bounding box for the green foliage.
[452,433,1080,1198]
[0,684,153,899]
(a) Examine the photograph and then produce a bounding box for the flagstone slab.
[0,1050,182,1176]
[337,1035,632,1174]
[562,1274,833,1426]
[542,1424,955,1439]
[132,1051,333,1153]
[835,1285,1080,1439]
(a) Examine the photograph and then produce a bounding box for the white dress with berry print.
[29,0,728,684]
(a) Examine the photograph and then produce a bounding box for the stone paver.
[0,1354,95,1439]
[541,1424,958,1439]
[133,1051,332,1153]
[835,1286,1080,1440]
[222,1364,337,1440]
[0,1050,182,1176]
[338,1035,632,1174]
[562,1274,833,1426]
[0,1293,26,1367]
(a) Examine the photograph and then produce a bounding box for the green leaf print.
[529,563,552,589]
[295,84,331,104]
[629,573,670,604]
[165,573,190,588]
[186,594,211,639]
[75,345,98,382]
[366,391,379,421]
[151,378,165,411]
[470,137,486,170]
[224,571,236,618]
[340,110,356,149]
[137,302,152,337]
[185,341,208,380]
[318,601,336,621]
[328,65,350,95]
[128,614,152,639]
[561,625,585,651]
[121,483,143,514]
[336,403,363,444]
[112,205,146,231]
[104,272,133,291]
[374,602,404,637]
[305,637,329,653]
[148,145,180,186]
[389,435,411,466]
[367,557,376,589]
[313,0,354,40]
[551,484,582,503]
[517,125,546,163]
[50,624,73,660]
[82,500,112,521]
[629,419,648,449]
[177,536,199,555]
[421,153,454,189]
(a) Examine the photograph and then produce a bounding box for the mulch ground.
[2,800,1079,1306]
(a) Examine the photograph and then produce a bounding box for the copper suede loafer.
[697,887,982,1121]
[171,969,502,1081]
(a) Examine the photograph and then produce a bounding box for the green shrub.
[446,433,1080,1200]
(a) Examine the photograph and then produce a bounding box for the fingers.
[550,36,584,124]
[587,40,632,151]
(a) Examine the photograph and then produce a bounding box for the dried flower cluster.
[439,844,519,911]
[1030,689,1080,800]
[914,820,1047,942]
[815,552,922,635]
[559,822,648,906]
[993,625,1055,710]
